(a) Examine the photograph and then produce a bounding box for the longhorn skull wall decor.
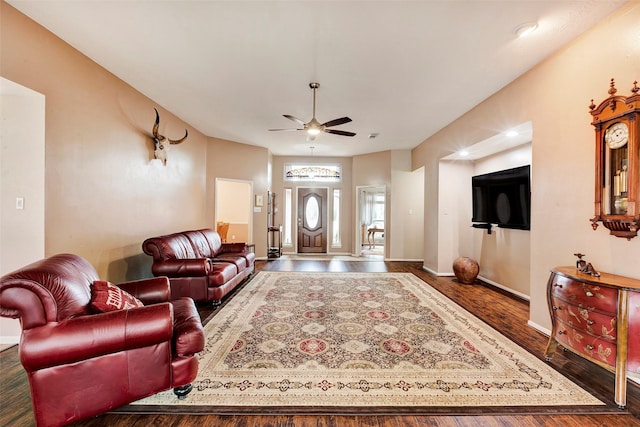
[151,107,188,165]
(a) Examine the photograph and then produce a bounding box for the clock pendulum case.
[589,79,640,239]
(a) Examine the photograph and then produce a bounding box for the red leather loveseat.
[142,228,255,307]
[0,253,204,427]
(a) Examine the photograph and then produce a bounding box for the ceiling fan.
[269,82,356,139]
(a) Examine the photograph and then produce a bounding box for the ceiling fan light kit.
[269,82,356,138]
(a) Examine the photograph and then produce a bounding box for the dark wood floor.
[2,259,640,427]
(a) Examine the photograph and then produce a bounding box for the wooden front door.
[297,188,327,253]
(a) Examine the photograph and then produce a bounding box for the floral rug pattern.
[135,272,603,407]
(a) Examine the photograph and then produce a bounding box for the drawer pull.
[587,320,595,326]
[558,330,566,335]
[553,283,563,288]
[586,345,594,351]
[553,306,563,311]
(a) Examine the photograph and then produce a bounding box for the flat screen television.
[471,165,530,230]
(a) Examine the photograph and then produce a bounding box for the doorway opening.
[356,186,386,258]
[214,178,253,244]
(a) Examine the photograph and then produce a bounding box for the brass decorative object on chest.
[589,79,640,239]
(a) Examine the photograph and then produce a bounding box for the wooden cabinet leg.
[615,289,629,409]
[544,338,558,361]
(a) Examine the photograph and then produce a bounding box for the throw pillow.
[91,280,144,312]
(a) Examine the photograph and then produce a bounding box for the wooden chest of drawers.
[545,266,640,408]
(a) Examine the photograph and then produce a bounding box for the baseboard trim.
[478,275,530,302]
[0,336,19,346]
[420,267,530,303]
[527,320,550,337]
[421,265,439,276]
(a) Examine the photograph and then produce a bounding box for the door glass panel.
[305,196,319,228]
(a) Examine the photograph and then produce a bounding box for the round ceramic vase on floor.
[453,257,479,284]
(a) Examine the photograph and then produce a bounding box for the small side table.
[367,227,384,249]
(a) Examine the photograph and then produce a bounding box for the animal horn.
[153,107,187,144]
[152,108,163,140]
[169,129,188,145]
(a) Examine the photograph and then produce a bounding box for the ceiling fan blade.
[283,115,306,126]
[272,84,355,136]
[322,117,352,128]
[325,129,356,137]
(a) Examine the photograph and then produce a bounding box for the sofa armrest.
[117,277,171,304]
[20,303,174,371]
[220,242,249,255]
[151,258,211,277]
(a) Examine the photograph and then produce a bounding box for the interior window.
[284,164,341,182]
[283,188,292,246]
[332,189,341,247]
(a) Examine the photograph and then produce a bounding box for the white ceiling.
[7,1,625,157]
[441,121,532,161]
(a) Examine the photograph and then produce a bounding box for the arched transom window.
[284,164,341,182]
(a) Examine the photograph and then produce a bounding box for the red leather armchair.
[0,254,205,427]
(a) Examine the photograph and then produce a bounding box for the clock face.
[605,122,629,149]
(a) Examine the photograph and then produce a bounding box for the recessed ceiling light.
[516,22,538,38]
[505,130,519,137]
[459,150,470,157]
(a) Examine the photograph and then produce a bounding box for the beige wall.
[268,151,422,259]
[271,155,354,254]
[2,3,433,344]
[0,4,276,346]
[7,0,638,340]
[353,151,392,257]
[437,160,474,273]
[412,2,640,331]
[270,151,421,258]
[1,2,210,282]
[389,150,424,261]
[206,137,270,258]
[0,80,45,274]
[216,179,251,243]
[412,139,441,270]
[353,151,392,187]
[216,180,251,224]
[226,224,249,244]
[0,78,46,343]
[472,144,532,298]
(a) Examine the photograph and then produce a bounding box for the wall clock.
[605,122,629,149]
[589,79,640,239]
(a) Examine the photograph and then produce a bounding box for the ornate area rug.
[129,272,603,413]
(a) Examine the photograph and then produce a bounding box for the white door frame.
[355,185,386,256]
